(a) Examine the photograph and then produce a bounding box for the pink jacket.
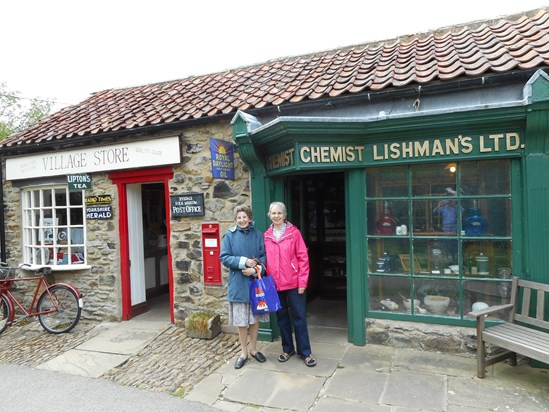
[264,222,309,291]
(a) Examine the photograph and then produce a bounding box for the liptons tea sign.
[265,133,523,171]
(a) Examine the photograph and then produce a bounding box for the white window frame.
[21,185,88,270]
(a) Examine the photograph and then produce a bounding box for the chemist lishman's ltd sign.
[170,193,205,217]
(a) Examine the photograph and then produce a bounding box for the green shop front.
[232,69,549,346]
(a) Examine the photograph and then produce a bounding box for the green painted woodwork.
[232,71,549,345]
[346,169,367,345]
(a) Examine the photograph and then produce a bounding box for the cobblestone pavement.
[0,318,240,397]
[0,319,99,367]
[102,326,240,395]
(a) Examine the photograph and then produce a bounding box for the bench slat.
[483,324,549,364]
[537,290,545,320]
[518,279,549,293]
[514,313,549,330]
[485,326,549,350]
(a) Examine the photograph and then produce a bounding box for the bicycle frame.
[0,274,65,323]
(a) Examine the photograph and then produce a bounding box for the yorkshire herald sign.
[5,136,181,180]
[265,132,524,172]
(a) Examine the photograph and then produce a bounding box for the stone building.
[2,8,549,348]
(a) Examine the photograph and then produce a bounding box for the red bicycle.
[0,262,83,335]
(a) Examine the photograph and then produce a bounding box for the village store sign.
[5,136,181,180]
[265,132,524,172]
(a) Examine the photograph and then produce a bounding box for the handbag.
[249,266,281,314]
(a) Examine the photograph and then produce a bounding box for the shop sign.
[5,135,181,181]
[209,138,235,180]
[85,195,113,220]
[170,193,205,217]
[67,173,92,190]
[265,132,524,172]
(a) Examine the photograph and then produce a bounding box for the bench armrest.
[469,303,513,318]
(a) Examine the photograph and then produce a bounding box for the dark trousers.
[276,288,312,358]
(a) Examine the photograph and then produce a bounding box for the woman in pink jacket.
[264,201,316,367]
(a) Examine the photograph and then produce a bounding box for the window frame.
[21,185,89,270]
[365,159,517,323]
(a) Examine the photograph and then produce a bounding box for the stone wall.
[1,119,251,325]
[366,319,478,354]
[169,121,251,325]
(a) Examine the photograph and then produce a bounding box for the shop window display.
[22,187,86,267]
[366,160,513,321]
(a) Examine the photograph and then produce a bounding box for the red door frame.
[109,167,174,322]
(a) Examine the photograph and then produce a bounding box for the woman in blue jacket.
[220,205,268,369]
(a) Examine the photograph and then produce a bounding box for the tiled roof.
[3,8,549,149]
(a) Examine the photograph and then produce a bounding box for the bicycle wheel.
[0,294,12,334]
[37,285,81,334]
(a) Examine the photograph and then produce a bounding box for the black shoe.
[251,351,267,363]
[234,356,247,369]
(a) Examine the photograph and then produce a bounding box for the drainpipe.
[0,157,5,262]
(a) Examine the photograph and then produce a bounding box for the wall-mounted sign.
[67,174,92,190]
[85,195,112,205]
[86,205,112,220]
[264,132,525,173]
[85,194,113,220]
[170,193,205,217]
[209,138,235,180]
[5,135,181,181]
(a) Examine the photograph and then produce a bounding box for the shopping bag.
[249,267,281,315]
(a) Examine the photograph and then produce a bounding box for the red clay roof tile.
[3,8,549,148]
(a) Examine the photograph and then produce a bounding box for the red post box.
[202,223,222,285]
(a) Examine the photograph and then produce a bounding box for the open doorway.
[109,167,174,322]
[126,182,169,317]
[288,172,347,329]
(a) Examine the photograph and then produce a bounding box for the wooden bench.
[469,276,549,378]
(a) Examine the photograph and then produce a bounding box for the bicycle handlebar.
[0,262,53,276]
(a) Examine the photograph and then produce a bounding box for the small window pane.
[69,192,83,206]
[412,199,461,234]
[43,190,53,207]
[367,166,408,198]
[413,238,459,274]
[461,160,510,195]
[55,188,67,206]
[369,276,411,312]
[414,278,459,317]
[411,163,457,197]
[55,208,67,225]
[368,200,406,235]
[462,240,512,278]
[464,280,512,319]
[32,191,40,207]
[462,198,510,236]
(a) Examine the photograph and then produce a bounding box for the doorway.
[288,172,347,329]
[109,167,174,322]
[127,183,169,316]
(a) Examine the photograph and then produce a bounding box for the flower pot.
[185,312,221,339]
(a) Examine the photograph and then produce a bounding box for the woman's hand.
[298,287,306,294]
[245,258,257,268]
[243,267,256,276]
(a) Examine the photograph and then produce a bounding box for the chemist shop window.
[22,186,86,267]
[366,160,513,322]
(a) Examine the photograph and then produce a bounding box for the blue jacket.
[220,222,266,302]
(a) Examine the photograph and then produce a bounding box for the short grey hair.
[268,201,287,217]
[234,205,253,220]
